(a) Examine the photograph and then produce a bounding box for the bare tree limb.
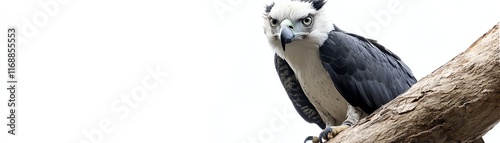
[329,23,500,143]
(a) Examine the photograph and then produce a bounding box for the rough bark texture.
[329,23,500,143]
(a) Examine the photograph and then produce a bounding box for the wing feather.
[319,30,417,114]
[274,54,326,129]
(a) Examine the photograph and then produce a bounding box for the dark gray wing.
[274,54,326,129]
[319,30,417,114]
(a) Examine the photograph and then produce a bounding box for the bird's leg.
[304,105,364,143]
[304,124,352,143]
[317,105,364,143]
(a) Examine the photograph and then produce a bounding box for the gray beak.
[280,19,294,51]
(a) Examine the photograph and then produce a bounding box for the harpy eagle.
[262,0,417,142]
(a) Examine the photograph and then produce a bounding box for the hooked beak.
[280,19,294,51]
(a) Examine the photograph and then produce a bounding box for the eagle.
[263,0,417,142]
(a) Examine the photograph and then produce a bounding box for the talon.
[304,136,320,143]
[318,127,332,143]
[304,136,313,143]
[317,125,350,143]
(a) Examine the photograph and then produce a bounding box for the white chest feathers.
[281,43,349,126]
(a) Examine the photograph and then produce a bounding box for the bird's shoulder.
[347,33,401,60]
[330,25,401,60]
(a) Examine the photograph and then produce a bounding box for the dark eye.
[302,16,313,26]
[270,18,278,26]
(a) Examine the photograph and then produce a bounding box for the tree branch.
[329,23,500,143]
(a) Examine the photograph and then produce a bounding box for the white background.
[0,0,499,143]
